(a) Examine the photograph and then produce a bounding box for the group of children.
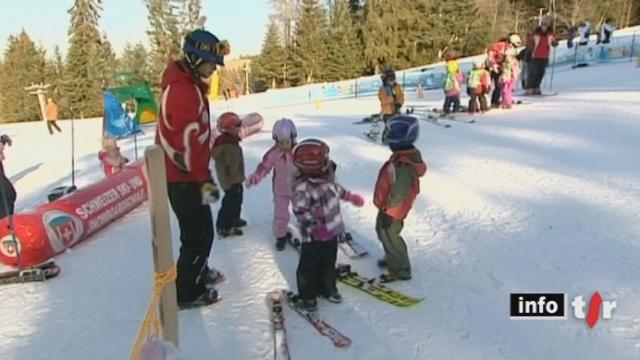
[441,37,521,115]
[207,111,426,311]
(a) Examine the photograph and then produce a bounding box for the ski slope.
[0,60,639,360]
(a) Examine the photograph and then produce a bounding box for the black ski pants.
[297,239,338,300]
[168,181,214,303]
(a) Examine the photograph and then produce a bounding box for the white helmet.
[509,33,523,47]
[272,118,297,141]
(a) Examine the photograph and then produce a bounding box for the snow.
[1,59,639,360]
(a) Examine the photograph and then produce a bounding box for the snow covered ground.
[0,59,639,360]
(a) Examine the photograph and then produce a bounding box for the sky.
[0,0,270,59]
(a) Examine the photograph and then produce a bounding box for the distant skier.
[0,135,16,220]
[441,50,465,113]
[578,21,592,46]
[291,139,364,311]
[374,116,426,283]
[156,29,228,309]
[466,59,492,113]
[45,98,62,135]
[378,68,404,122]
[245,118,297,251]
[211,111,247,238]
[525,17,558,95]
[597,18,615,44]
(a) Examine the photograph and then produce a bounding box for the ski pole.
[549,46,557,93]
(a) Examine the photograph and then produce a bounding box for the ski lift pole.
[630,32,636,62]
[134,133,138,160]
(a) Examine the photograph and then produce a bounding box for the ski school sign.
[0,161,148,267]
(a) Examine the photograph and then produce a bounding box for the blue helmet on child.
[183,29,230,69]
[384,115,419,146]
[272,118,297,141]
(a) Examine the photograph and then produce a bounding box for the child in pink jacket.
[245,118,297,250]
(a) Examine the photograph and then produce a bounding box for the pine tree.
[64,0,104,117]
[253,21,286,91]
[292,0,329,84]
[0,31,47,123]
[95,33,117,89]
[326,0,363,81]
[430,0,485,58]
[119,42,152,85]
[172,0,206,36]
[362,0,404,72]
[145,0,181,87]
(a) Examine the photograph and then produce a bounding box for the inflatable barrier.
[0,161,148,267]
[0,113,265,268]
[210,112,265,143]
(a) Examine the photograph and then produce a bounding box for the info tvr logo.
[510,292,616,328]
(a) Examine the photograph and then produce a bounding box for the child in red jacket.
[374,116,427,283]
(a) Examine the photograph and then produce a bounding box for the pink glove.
[343,191,365,207]
[245,173,260,188]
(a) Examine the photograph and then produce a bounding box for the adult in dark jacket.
[0,135,16,220]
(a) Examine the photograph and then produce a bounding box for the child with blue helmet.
[375,115,427,282]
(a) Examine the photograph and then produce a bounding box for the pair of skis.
[336,264,423,307]
[0,260,61,286]
[266,289,351,359]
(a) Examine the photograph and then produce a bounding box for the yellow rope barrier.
[129,266,177,360]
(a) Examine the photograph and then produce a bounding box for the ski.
[281,290,351,348]
[267,290,291,360]
[336,264,423,307]
[0,260,60,286]
[337,232,368,258]
[430,114,476,124]
[418,115,451,128]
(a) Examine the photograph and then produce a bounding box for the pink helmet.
[272,118,297,141]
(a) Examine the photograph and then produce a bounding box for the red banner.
[0,161,148,267]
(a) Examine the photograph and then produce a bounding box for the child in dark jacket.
[291,138,364,311]
[374,116,427,283]
[211,112,246,238]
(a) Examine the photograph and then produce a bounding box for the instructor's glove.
[201,181,220,204]
[343,191,365,207]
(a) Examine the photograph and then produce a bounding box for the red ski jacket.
[156,61,213,183]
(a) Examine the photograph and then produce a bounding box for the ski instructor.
[156,29,229,309]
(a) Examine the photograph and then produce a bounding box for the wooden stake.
[144,145,179,348]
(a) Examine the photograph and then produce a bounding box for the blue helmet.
[384,115,419,146]
[183,29,229,68]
